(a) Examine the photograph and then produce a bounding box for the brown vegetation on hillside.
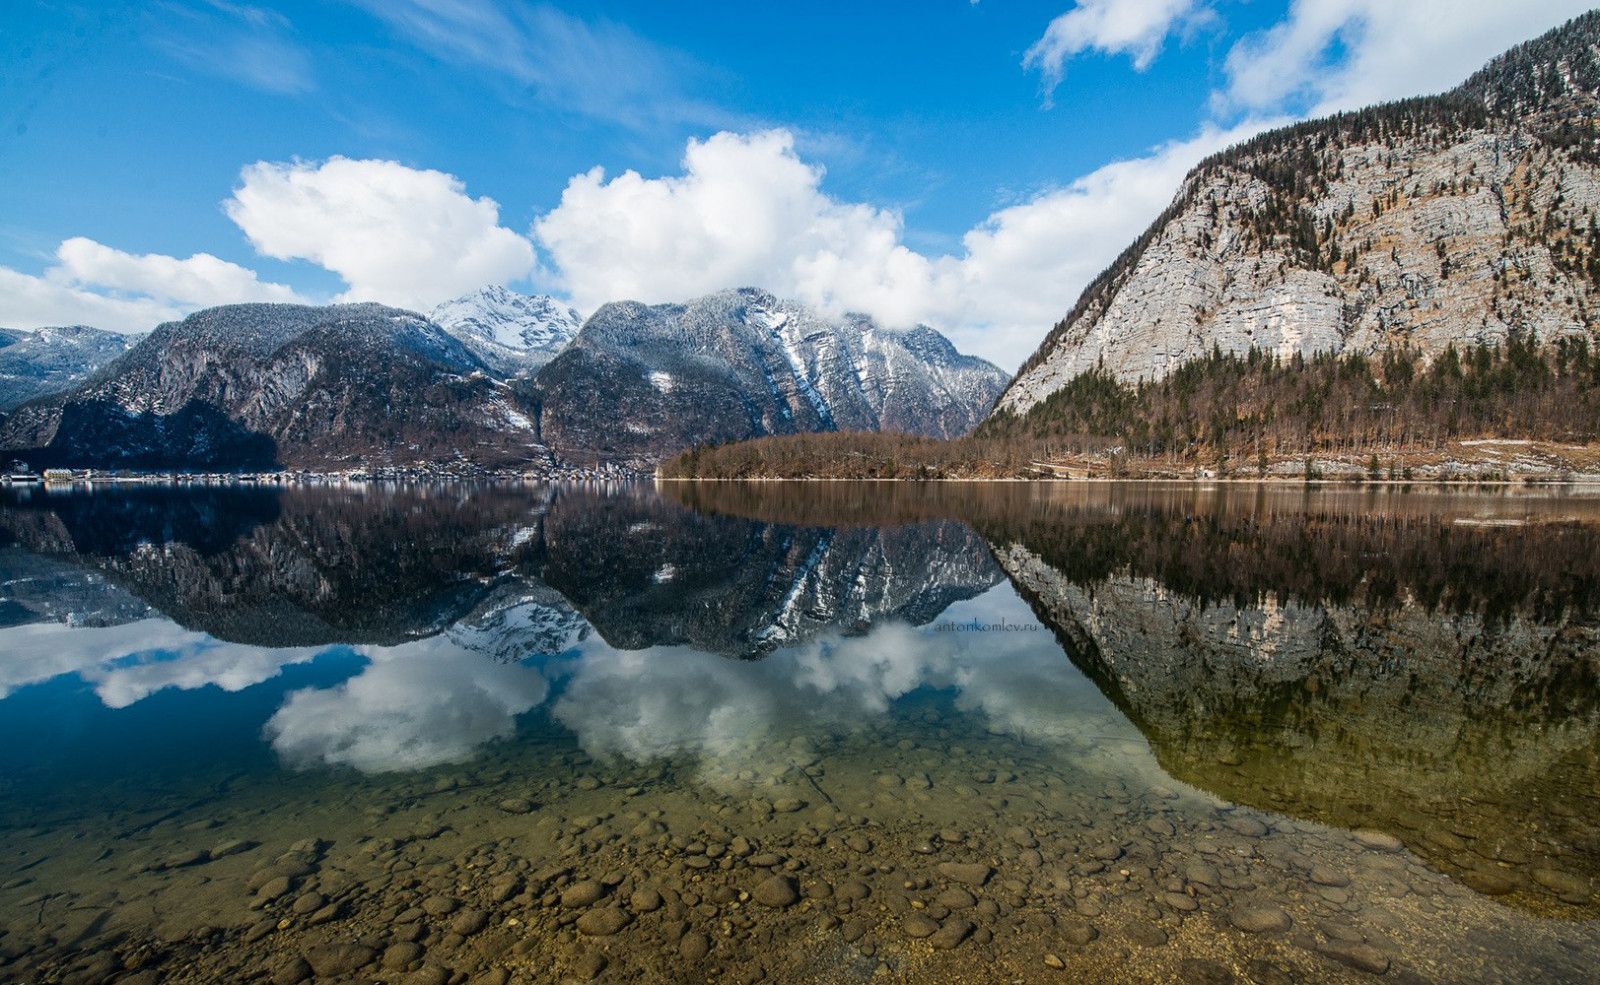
[662,336,1600,480]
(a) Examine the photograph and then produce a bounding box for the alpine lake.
[2,479,1598,985]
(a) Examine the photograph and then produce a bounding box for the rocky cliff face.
[428,286,582,378]
[533,288,1009,465]
[0,325,139,411]
[0,304,548,470]
[998,12,1600,415]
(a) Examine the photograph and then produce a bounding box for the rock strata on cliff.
[998,12,1600,415]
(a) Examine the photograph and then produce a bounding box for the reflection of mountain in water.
[0,485,555,647]
[975,485,1600,915]
[0,484,1000,659]
[540,486,1001,655]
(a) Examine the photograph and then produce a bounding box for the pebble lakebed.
[3,697,1595,985]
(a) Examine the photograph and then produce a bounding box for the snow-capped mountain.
[534,287,1010,465]
[429,286,582,378]
[0,325,140,411]
[0,303,547,471]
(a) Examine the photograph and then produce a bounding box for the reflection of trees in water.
[671,481,1600,622]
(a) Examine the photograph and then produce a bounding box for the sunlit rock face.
[997,13,1600,414]
[984,495,1600,916]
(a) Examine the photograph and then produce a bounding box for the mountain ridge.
[534,287,1010,466]
[996,11,1600,417]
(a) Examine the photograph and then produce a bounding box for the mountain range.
[533,288,1009,466]
[0,288,1006,472]
[0,325,139,412]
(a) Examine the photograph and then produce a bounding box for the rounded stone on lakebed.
[561,880,606,908]
[575,908,632,936]
[1060,918,1098,946]
[679,932,711,961]
[421,895,459,916]
[902,913,940,938]
[303,943,376,978]
[937,862,994,886]
[928,917,975,949]
[382,942,424,971]
[1353,830,1405,853]
[1318,940,1391,975]
[1230,903,1292,934]
[753,874,799,908]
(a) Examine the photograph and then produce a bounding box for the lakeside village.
[8,442,1600,489]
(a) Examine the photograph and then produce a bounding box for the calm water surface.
[1,480,1597,984]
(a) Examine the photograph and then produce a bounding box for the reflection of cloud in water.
[0,619,326,708]
[552,585,1132,788]
[265,637,548,773]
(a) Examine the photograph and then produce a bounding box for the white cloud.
[226,156,537,312]
[0,238,305,333]
[549,585,1145,793]
[54,237,304,309]
[534,130,944,328]
[1219,0,1597,118]
[0,618,326,706]
[532,125,1268,371]
[264,638,549,773]
[1025,1,1212,99]
[0,266,184,333]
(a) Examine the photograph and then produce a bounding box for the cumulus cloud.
[264,638,549,773]
[226,156,537,311]
[1026,1,1212,99]
[0,266,185,333]
[1220,0,1596,118]
[54,237,304,308]
[532,125,1267,370]
[0,238,305,333]
[534,130,944,327]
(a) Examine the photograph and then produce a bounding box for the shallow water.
[1,480,1597,984]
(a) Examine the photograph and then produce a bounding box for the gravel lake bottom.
[1,481,1597,984]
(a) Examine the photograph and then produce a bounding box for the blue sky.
[2,1,1594,369]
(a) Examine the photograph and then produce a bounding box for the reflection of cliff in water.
[974,485,1600,916]
[0,484,1001,659]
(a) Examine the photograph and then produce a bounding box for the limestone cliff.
[998,12,1600,415]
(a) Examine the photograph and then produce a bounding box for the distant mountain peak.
[536,288,1010,465]
[0,324,140,412]
[428,287,582,377]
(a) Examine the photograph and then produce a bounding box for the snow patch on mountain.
[429,286,582,378]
